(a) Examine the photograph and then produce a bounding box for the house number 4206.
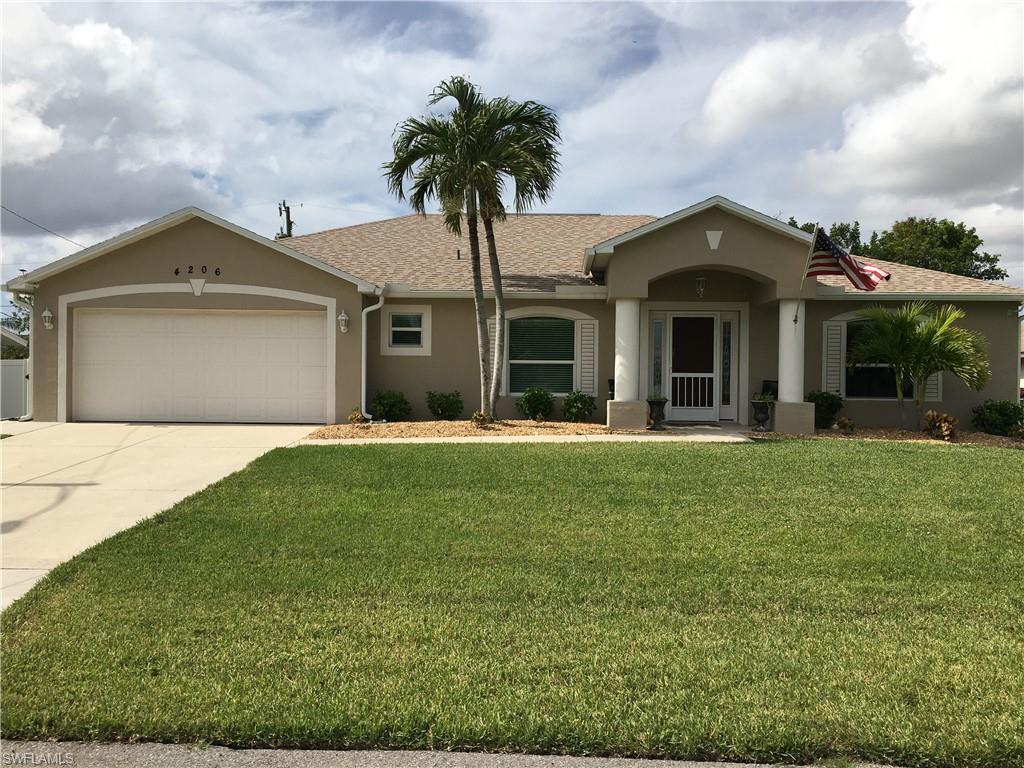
[175,265,221,276]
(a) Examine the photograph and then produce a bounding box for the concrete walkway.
[0,422,311,608]
[0,743,859,768]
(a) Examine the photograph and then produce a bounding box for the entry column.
[775,299,815,434]
[607,298,647,429]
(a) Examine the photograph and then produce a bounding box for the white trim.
[382,286,608,300]
[380,305,432,356]
[815,289,1024,302]
[640,301,749,424]
[497,306,599,397]
[584,195,812,272]
[5,207,378,294]
[56,282,336,423]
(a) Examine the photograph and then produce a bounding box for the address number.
[175,265,221,276]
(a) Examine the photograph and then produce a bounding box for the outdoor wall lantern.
[41,306,54,330]
[337,309,350,334]
[695,277,706,299]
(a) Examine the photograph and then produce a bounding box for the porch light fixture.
[41,306,54,330]
[337,309,350,333]
[695,277,706,299]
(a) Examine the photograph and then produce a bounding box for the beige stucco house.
[5,196,1022,432]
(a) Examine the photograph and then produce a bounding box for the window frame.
[380,305,432,356]
[506,316,577,396]
[497,307,598,397]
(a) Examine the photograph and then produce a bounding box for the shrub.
[562,390,596,422]
[924,410,958,442]
[470,410,491,428]
[971,399,1024,436]
[806,390,844,429]
[836,416,856,433]
[426,390,463,421]
[516,387,554,421]
[371,390,411,422]
[348,407,367,424]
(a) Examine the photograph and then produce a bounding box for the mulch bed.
[747,427,1024,449]
[308,419,609,440]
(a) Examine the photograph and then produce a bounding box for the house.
[1,326,28,356]
[4,196,1021,432]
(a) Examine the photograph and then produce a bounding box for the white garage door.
[73,309,328,423]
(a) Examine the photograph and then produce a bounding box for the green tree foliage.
[788,216,1007,280]
[866,218,1007,281]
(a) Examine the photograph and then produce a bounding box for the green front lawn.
[3,442,1023,766]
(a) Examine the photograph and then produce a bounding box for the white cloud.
[696,30,920,144]
[1,80,64,165]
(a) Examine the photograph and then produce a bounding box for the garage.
[72,309,328,423]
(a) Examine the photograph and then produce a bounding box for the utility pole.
[276,200,294,239]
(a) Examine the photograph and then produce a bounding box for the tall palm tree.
[475,96,560,415]
[849,301,990,427]
[384,78,561,419]
[384,77,492,415]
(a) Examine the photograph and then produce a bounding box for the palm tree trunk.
[466,199,491,417]
[484,216,505,417]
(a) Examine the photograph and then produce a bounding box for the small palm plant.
[848,301,990,428]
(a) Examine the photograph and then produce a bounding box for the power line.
[1,205,86,248]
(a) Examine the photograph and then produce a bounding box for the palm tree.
[848,301,990,427]
[384,78,561,419]
[384,77,493,415]
[475,96,560,415]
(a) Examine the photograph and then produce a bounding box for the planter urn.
[646,398,668,431]
[751,400,773,432]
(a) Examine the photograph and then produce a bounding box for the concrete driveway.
[1,421,312,608]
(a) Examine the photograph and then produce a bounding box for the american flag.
[805,227,891,291]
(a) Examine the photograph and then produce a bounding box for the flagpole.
[793,222,819,324]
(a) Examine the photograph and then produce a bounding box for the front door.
[669,314,718,421]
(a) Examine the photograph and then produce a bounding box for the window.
[844,320,912,399]
[508,317,575,394]
[390,313,422,347]
[381,306,431,356]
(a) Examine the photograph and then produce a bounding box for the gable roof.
[2,207,378,294]
[1,326,28,348]
[815,258,1024,300]
[288,213,654,293]
[583,195,813,273]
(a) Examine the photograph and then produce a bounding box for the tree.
[865,218,1007,281]
[476,96,560,416]
[385,77,561,419]
[848,301,990,428]
[384,77,493,416]
[787,218,865,253]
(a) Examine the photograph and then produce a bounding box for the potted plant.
[750,392,775,432]
[646,390,668,431]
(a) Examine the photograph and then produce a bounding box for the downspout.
[10,291,34,421]
[360,287,385,420]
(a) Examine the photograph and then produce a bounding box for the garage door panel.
[73,309,327,423]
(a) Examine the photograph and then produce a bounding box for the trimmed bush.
[371,390,411,422]
[924,410,958,442]
[971,399,1024,437]
[806,390,844,429]
[515,387,554,421]
[426,390,463,421]
[562,390,596,423]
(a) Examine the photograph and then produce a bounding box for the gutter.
[359,287,385,421]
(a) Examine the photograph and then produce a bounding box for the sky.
[2,0,1023,290]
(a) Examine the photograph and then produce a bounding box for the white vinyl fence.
[1,359,28,420]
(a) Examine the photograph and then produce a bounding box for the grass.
[2,441,1023,766]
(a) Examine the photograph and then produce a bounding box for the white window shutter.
[822,322,845,395]
[923,372,942,402]
[578,319,597,395]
